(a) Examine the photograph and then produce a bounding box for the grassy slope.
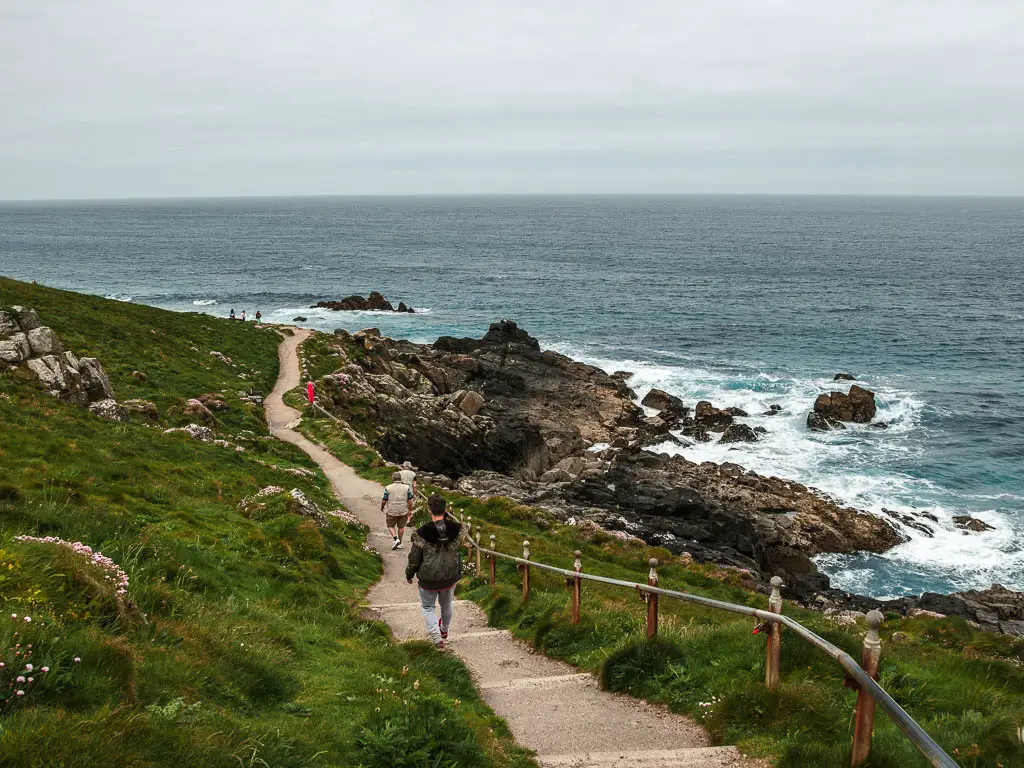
[297,329,1024,768]
[0,278,532,767]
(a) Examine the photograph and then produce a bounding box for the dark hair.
[427,495,447,517]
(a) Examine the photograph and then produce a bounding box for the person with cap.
[406,495,466,649]
[399,460,417,496]
[381,471,413,549]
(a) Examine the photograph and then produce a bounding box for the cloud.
[2,0,1023,198]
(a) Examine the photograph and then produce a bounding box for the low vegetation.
[293,349,1024,768]
[0,278,532,767]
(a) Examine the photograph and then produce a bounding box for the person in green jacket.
[406,495,466,649]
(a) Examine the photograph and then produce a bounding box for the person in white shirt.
[381,472,414,549]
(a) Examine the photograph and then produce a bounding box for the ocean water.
[1,195,1022,598]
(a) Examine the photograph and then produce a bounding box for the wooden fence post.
[646,558,659,639]
[570,550,582,624]
[766,576,783,690]
[851,610,884,765]
[475,530,482,575]
[488,534,496,588]
[521,540,531,601]
[465,517,474,558]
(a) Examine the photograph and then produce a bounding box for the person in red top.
[306,381,315,404]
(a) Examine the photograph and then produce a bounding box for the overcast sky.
[2,0,1023,199]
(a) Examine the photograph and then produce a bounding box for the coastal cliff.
[311,320,902,600]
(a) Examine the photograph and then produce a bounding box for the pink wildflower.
[22,616,31,623]
[74,657,81,663]
[40,667,49,673]
[24,664,32,671]
[26,677,33,683]
[15,676,24,683]
[15,690,24,697]
[10,614,16,620]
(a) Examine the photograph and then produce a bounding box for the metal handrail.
[459,527,957,768]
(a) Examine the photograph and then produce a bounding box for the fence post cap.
[649,557,659,568]
[489,534,495,542]
[866,609,884,630]
[574,549,582,557]
[770,575,784,588]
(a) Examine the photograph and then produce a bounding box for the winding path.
[266,329,756,768]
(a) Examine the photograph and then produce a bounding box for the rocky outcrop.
[834,372,856,381]
[313,291,415,313]
[641,388,687,416]
[312,320,906,601]
[810,385,877,430]
[885,585,1024,636]
[952,515,995,533]
[88,398,129,422]
[124,399,159,420]
[1,306,119,418]
[719,423,760,443]
[164,423,215,442]
[183,398,216,425]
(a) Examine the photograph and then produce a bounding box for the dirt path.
[266,329,756,768]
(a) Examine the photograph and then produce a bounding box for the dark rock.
[952,515,995,533]
[694,401,733,432]
[870,421,890,429]
[725,406,749,417]
[313,291,413,313]
[834,372,857,381]
[293,316,308,322]
[396,301,415,313]
[882,508,935,537]
[641,388,686,415]
[812,385,877,426]
[807,411,846,432]
[482,319,540,350]
[719,423,759,443]
[762,404,783,416]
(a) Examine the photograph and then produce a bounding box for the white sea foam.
[105,294,134,302]
[546,340,1023,594]
[192,299,218,306]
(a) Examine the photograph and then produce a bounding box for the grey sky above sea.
[2,1,1023,200]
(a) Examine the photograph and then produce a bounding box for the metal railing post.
[465,517,474,559]
[570,550,582,624]
[646,558,659,639]
[521,540,531,601]
[766,576,783,690]
[475,530,482,575]
[852,610,884,765]
[488,535,496,588]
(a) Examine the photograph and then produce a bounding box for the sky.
[2,0,1023,199]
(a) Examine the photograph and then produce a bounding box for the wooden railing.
[455,514,958,768]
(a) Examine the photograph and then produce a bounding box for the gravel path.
[266,329,761,768]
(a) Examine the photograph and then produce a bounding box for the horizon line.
[2,191,1024,204]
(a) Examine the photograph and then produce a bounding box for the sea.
[1,195,1021,599]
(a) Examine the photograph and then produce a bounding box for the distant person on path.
[229,308,236,320]
[306,380,315,405]
[382,471,413,550]
[406,495,465,649]
[255,310,262,324]
[400,461,417,496]
[241,310,246,321]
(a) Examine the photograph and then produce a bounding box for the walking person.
[399,460,417,497]
[241,309,246,322]
[381,471,413,550]
[254,310,262,324]
[229,308,236,320]
[406,495,465,649]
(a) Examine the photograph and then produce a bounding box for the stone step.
[536,746,749,768]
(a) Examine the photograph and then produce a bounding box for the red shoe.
[438,618,449,641]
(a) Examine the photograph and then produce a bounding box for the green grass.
[0,278,533,767]
[292,355,1024,768]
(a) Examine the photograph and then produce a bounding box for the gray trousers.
[418,585,455,645]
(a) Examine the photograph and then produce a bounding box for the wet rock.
[952,515,995,533]
[719,423,760,443]
[725,406,749,417]
[882,508,935,537]
[313,291,413,313]
[293,316,308,322]
[834,372,856,381]
[807,411,846,432]
[812,385,877,425]
[762,404,783,416]
[641,388,686,414]
[694,401,733,432]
